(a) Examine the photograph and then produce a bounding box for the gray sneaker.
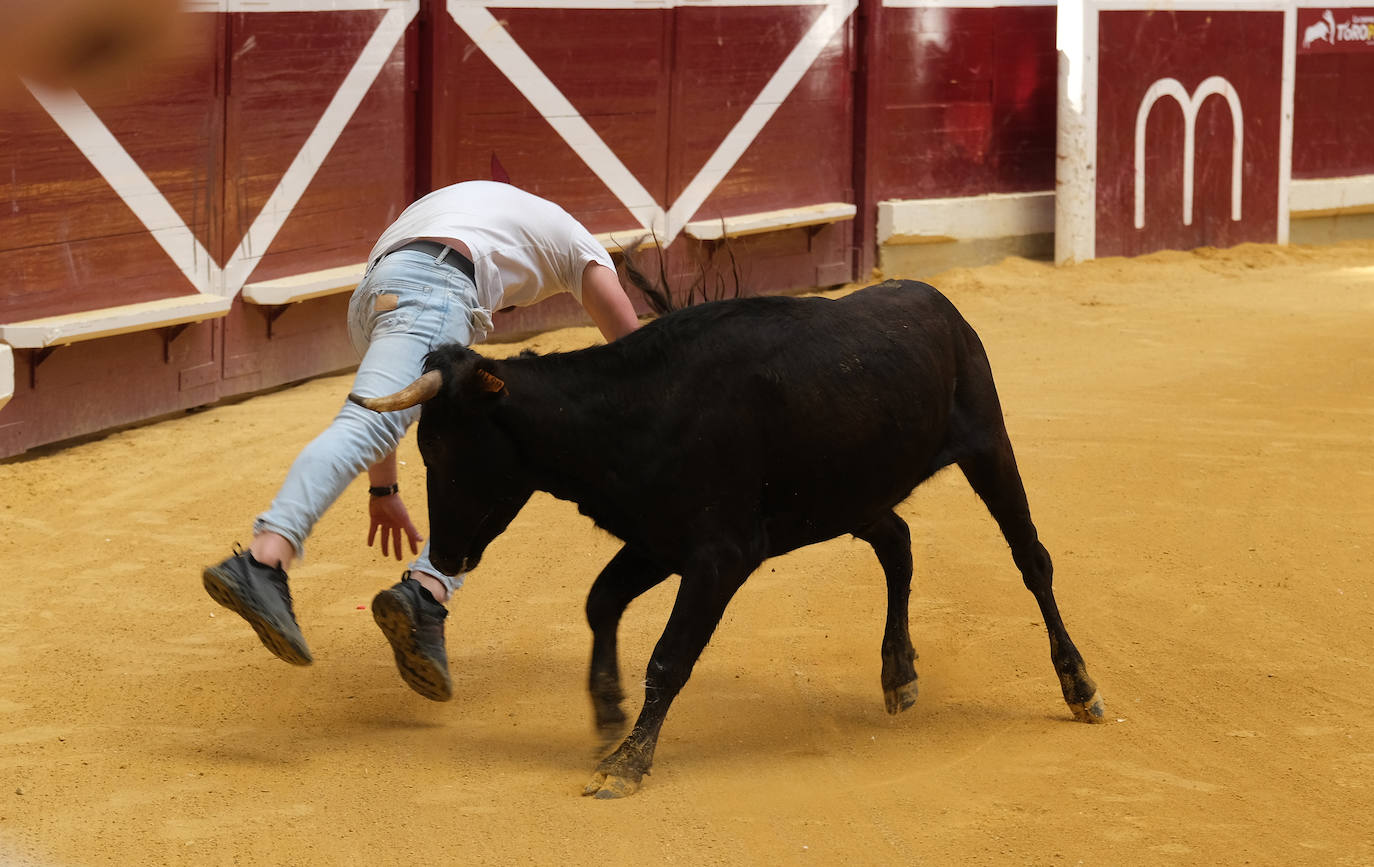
[202,545,312,665]
[372,574,451,701]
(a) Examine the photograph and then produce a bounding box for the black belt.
[389,240,476,282]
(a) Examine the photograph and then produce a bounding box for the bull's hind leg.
[957,438,1106,723]
[585,545,672,750]
[854,512,919,714]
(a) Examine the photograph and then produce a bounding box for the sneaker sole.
[372,590,452,702]
[202,566,313,666]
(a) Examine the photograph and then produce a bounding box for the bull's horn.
[348,369,442,412]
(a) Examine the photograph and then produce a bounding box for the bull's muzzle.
[348,369,442,412]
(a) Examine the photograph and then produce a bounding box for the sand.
[1,240,1372,865]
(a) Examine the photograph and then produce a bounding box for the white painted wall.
[1290,174,1374,213]
[877,192,1054,244]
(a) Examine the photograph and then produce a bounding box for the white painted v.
[448,0,857,245]
[25,1,418,299]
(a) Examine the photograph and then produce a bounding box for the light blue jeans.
[253,246,491,592]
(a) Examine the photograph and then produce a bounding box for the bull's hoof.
[883,679,918,715]
[582,772,639,799]
[1068,691,1108,723]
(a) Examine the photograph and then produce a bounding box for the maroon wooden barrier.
[0,3,415,457]
[5,0,1374,457]
[218,8,413,395]
[858,2,1058,276]
[864,3,1057,202]
[1095,9,1286,257]
[0,19,223,323]
[427,0,855,329]
[1056,2,1291,262]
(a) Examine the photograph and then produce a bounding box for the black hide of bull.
[373,279,1105,798]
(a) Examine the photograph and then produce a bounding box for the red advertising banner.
[1299,7,1374,52]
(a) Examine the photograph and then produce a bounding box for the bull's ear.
[465,360,508,399]
[476,369,505,393]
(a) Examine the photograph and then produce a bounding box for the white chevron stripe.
[665,0,855,239]
[451,0,855,244]
[25,0,418,299]
[220,3,415,292]
[24,80,219,294]
[448,3,667,235]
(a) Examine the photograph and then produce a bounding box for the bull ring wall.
[1,0,1371,457]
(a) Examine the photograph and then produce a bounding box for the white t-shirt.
[368,181,615,313]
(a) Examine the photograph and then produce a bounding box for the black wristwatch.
[368,483,399,497]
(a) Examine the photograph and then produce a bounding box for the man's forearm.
[368,451,399,486]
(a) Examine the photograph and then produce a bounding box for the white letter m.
[1134,76,1244,229]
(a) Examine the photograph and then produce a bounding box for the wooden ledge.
[593,231,656,253]
[683,202,857,241]
[0,293,232,350]
[0,343,13,412]
[240,263,367,306]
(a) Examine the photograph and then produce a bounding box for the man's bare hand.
[367,494,422,561]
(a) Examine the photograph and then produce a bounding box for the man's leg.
[249,532,296,571]
[204,386,418,664]
[367,252,487,699]
[204,291,430,664]
[371,542,462,701]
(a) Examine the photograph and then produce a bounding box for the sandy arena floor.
[1,241,1372,865]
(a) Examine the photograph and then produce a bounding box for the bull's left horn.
[348,370,442,412]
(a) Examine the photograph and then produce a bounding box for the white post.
[1278,3,1296,244]
[1056,0,1098,264]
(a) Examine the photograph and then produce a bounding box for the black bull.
[352,279,1106,798]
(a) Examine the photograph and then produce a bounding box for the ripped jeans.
[253,246,491,592]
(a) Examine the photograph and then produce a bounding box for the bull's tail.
[619,228,745,317]
[621,239,676,316]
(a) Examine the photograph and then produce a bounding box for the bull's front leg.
[585,546,672,751]
[583,561,750,799]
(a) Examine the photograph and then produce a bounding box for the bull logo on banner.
[1133,76,1243,229]
[1303,9,1337,48]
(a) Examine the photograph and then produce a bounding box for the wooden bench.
[683,202,856,241]
[0,293,232,350]
[594,231,657,253]
[0,293,232,391]
[596,203,857,252]
[239,263,367,306]
[238,263,367,338]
